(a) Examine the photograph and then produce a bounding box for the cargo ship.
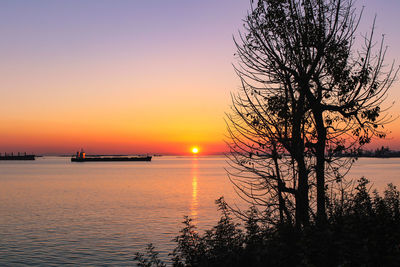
[0,152,35,160]
[71,150,152,162]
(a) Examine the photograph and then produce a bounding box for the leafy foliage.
[135,180,400,266]
[227,0,398,228]
[134,243,166,267]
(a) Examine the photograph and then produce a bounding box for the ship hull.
[0,155,35,160]
[71,156,152,162]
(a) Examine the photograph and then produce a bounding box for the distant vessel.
[0,152,35,160]
[71,150,152,162]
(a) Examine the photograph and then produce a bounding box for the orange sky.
[0,1,399,155]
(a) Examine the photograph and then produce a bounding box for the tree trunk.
[314,110,327,226]
[296,154,309,228]
[292,99,309,228]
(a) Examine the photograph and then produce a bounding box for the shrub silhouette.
[135,179,400,266]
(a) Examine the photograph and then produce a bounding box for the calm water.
[1,156,399,265]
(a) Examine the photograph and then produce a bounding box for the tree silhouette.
[226,0,398,228]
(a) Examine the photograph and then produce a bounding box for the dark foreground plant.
[134,243,166,267]
[135,179,400,266]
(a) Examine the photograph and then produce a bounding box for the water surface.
[0,156,399,265]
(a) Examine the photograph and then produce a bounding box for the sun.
[191,147,199,154]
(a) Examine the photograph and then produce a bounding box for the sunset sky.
[0,0,399,155]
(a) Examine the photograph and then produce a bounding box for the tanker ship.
[0,152,35,160]
[71,150,152,162]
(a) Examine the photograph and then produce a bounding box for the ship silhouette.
[71,149,152,162]
[0,152,35,160]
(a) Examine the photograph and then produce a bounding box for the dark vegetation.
[226,0,397,229]
[135,0,399,265]
[135,179,400,266]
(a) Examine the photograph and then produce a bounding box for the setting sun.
[191,147,199,154]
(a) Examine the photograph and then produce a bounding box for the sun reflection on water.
[191,158,199,219]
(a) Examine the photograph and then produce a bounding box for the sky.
[0,0,399,155]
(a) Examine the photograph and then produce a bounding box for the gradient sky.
[0,0,399,155]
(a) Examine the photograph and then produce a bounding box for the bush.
[135,179,400,266]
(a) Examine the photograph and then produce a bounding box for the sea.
[1,156,399,265]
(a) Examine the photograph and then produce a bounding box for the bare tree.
[226,0,398,228]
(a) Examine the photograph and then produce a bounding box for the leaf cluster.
[135,180,400,266]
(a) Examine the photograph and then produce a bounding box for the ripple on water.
[1,156,398,265]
